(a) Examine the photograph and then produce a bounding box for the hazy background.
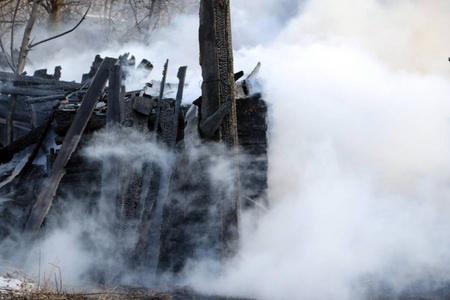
[3,0,450,299]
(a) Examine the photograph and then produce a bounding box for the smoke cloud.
[188,0,450,299]
[4,0,450,299]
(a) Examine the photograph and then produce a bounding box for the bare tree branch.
[29,2,91,48]
[0,35,16,72]
[10,0,21,68]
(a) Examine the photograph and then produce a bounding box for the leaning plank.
[0,155,30,189]
[24,57,118,235]
[0,117,52,164]
[0,114,53,187]
[0,71,82,90]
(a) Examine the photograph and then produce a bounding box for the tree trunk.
[6,0,40,145]
[48,0,65,32]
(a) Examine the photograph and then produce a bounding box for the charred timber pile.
[0,0,268,294]
[0,52,269,282]
[0,67,81,144]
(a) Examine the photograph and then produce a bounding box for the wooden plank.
[136,59,154,79]
[17,84,71,90]
[0,116,52,164]
[120,94,134,127]
[24,57,118,235]
[0,117,31,131]
[107,65,122,124]
[169,66,187,149]
[153,59,169,133]
[0,85,64,97]
[0,155,30,189]
[0,71,82,90]
[25,94,65,104]
[143,67,187,273]
[133,96,155,116]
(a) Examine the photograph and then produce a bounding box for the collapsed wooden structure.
[0,52,268,279]
[0,0,268,286]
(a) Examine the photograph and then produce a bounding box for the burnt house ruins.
[0,0,268,286]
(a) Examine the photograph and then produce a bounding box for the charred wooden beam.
[153,59,169,134]
[137,59,154,78]
[199,0,238,145]
[0,115,52,164]
[100,64,123,227]
[199,0,240,259]
[25,94,65,104]
[106,65,122,124]
[133,96,155,116]
[33,66,61,80]
[139,67,187,273]
[24,57,118,235]
[0,155,30,189]
[169,66,187,149]
[0,85,64,97]
[0,71,81,90]
[82,55,103,83]
[0,117,31,131]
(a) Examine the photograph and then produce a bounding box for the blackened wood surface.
[100,65,123,236]
[153,60,169,133]
[107,65,122,124]
[199,0,240,259]
[133,96,155,116]
[24,57,118,235]
[0,85,64,97]
[25,94,65,104]
[170,66,187,149]
[199,0,238,146]
[0,71,82,90]
[0,116,52,164]
[54,110,106,138]
[236,96,268,208]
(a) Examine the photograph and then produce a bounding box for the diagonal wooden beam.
[23,57,118,235]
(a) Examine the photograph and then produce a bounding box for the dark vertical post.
[199,0,240,259]
[170,66,187,149]
[106,65,122,124]
[101,65,122,219]
[153,59,169,134]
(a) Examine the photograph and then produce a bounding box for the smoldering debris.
[0,47,269,298]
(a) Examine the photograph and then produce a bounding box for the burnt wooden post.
[199,0,240,259]
[153,59,169,134]
[170,66,187,149]
[106,65,122,124]
[100,65,123,223]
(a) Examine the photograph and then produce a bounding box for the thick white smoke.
[188,0,450,299]
[5,0,450,299]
